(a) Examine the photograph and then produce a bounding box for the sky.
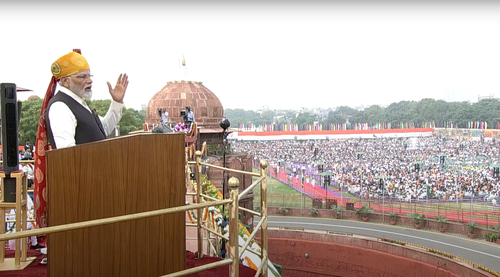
[1,0,500,112]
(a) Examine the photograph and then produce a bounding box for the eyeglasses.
[72,74,93,80]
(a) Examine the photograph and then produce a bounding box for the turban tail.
[33,76,56,228]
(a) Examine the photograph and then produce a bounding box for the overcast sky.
[1,1,500,112]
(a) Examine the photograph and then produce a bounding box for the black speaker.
[1,83,19,202]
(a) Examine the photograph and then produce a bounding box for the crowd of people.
[231,135,500,205]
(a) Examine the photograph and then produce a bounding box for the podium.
[46,133,186,277]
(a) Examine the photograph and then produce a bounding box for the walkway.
[261,215,500,273]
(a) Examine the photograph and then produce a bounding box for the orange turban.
[50,51,89,79]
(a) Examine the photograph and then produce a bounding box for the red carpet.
[2,247,257,277]
[185,251,259,277]
[2,248,47,277]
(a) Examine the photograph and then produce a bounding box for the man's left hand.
[107,73,129,103]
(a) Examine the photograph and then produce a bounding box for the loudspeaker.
[1,83,19,202]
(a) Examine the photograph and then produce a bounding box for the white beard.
[73,87,92,100]
[80,90,92,100]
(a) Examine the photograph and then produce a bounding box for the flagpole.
[382,175,385,223]
[456,172,460,223]
[341,171,343,208]
[471,172,474,221]
[426,178,429,219]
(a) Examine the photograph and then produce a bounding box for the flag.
[426,183,430,197]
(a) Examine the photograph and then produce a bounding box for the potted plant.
[309,207,319,217]
[279,207,290,216]
[435,215,448,233]
[491,225,500,244]
[355,205,374,222]
[492,233,499,244]
[486,233,498,243]
[332,205,345,219]
[388,212,398,225]
[408,212,425,229]
[464,221,477,238]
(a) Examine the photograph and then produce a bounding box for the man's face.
[64,69,93,99]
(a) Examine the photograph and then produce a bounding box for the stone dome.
[146,80,224,128]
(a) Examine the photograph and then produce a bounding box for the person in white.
[161,109,169,124]
[48,73,127,148]
[20,159,34,199]
[6,196,44,250]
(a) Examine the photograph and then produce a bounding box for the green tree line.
[17,98,145,145]
[225,98,500,128]
[12,97,500,147]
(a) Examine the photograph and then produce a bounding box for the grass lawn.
[252,169,314,209]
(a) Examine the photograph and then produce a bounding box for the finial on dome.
[182,55,186,67]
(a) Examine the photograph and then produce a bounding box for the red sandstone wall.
[263,230,493,277]
[207,154,254,227]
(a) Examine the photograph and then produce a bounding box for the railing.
[0,154,269,277]
[183,150,269,277]
[254,190,500,228]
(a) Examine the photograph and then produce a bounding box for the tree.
[362,105,383,125]
[383,101,417,126]
[255,109,275,125]
[222,98,500,130]
[293,112,316,125]
[225,108,264,126]
[86,99,145,135]
[18,98,43,145]
[322,106,358,125]
[324,111,346,125]
[86,99,111,116]
[117,107,146,135]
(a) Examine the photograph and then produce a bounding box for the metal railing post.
[228,177,240,276]
[185,151,190,194]
[195,150,203,259]
[260,160,269,277]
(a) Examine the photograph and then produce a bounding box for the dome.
[146,80,224,128]
[28,95,40,100]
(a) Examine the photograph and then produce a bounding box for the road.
[258,216,500,273]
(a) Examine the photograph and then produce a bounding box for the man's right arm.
[48,102,77,148]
